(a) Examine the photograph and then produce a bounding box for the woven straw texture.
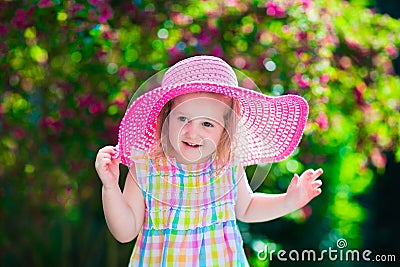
[117,56,308,166]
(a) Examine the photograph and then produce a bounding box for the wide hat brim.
[116,81,308,167]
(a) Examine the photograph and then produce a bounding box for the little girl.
[95,56,323,266]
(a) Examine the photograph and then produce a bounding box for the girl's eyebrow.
[199,116,224,125]
[171,109,224,124]
[172,111,188,117]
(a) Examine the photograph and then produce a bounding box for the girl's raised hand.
[285,168,323,210]
[95,146,120,189]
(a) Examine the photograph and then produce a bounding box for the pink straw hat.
[116,55,309,167]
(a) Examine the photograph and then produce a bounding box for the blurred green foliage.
[1,0,399,266]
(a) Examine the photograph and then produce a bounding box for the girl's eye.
[178,116,188,123]
[202,121,214,128]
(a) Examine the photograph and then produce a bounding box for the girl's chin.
[178,154,206,164]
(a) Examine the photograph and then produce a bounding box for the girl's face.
[166,93,231,164]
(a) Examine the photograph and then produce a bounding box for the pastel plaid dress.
[128,151,249,267]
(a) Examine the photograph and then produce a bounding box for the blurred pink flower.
[320,74,330,84]
[301,205,312,219]
[167,47,185,64]
[299,0,312,9]
[65,186,72,195]
[0,25,8,35]
[94,50,108,61]
[209,27,219,37]
[77,94,94,108]
[102,30,117,41]
[171,12,193,25]
[323,34,337,46]
[60,108,74,118]
[316,112,329,130]
[354,82,366,105]
[198,31,211,45]
[385,44,398,59]
[88,9,98,21]
[339,56,352,69]
[98,4,113,23]
[296,49,304,57]
[371,148,386,169]
[104,118,119,143]
[88,0,104,5]
[266,2,286,18]
[42,117,63,133]
[117,66,128,78]
[167,46,180,56]
[38,0,54,8]
[294,73,309,88]
[11,8,35,30]
[233,56,247,69]
[89,102,105,115]
[296,31,307,40]
[113,98,126,108]
[211,45,224,57]
[13,127,26,139]
[225,0,239,7]
[70,4,85,14]
[345,38,360,49]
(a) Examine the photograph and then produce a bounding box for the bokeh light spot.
[107,105,118,115]
[57,11,68,21]
[106,63,118,74]
[286,159,299,173]
[157,28,169,39]
[71,51,82,63]
[30,45,48,63]
[263,59,276,71]
[24,27,36,39]
[125,48,138,62]
[272,84,284,95]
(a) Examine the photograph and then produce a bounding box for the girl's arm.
[95,146,145,243]
[235,166,323,223]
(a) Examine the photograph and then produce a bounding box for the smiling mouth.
[182,141,201,148]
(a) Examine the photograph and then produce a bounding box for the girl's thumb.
[114,157,121,164]
[288,174,299,192]
[292,174,299,183]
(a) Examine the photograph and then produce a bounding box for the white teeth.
[185,142,199,147]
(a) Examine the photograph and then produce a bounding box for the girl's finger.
[99,151,111,157]
[99,148,118,159]
[100,146,116,154]
[312,180,322,189]
[312,168,323,178]
[288,174,299,191]
[293,174,299,184]
[301,169,314,181]
[101,158,111,165]
[307,168,323,181]
[314,188,322,197]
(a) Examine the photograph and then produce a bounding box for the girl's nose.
[183,121,200,139]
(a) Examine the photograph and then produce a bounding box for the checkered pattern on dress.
[128,151,249,266]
